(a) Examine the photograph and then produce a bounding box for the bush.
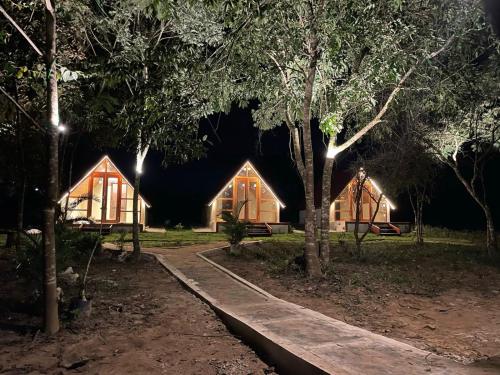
[15,227,102,284]
[174,222,184,230]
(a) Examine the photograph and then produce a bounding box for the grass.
[223,238,499,294]
[103,226,487,248]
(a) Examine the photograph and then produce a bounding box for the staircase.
[246,223,272,237]
[371,223,401,236]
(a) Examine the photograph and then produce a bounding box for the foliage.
[221,201,248,247]
[14,227,102,285]
[215,0,477,139]
[76,0,226,166]
[174,222,184,231]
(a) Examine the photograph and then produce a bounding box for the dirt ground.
[209,244,500,368]
[0,250,273,375]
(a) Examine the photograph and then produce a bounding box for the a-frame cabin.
[207,161,286,233]
[59,155,150,230]
[330,169,396,233]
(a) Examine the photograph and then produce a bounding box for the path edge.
[152,249,331,375]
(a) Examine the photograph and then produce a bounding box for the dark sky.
[2,106,498,230]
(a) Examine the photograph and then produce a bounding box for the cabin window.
[261,185,274,200]
[333,189,350,221]
[221,184,233,198]
[119,183,141,223]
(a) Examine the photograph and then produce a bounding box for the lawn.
[104,226,483,248]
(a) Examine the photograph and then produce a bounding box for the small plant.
[115,230,128,252]
[174,222,184,230]
[221,201,248,255]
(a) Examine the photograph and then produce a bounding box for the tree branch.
[328,36,455,158]
[0,5,43,56]
[0,86,44,132]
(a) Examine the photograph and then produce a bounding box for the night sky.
[2,105,499,230]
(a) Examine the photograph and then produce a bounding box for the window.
[120,183,140,223]
[333,188,350,222]
[260,185,277,222]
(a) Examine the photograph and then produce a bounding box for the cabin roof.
[58,155,151,207]
[299,169,395,210]
[207,160,285,208]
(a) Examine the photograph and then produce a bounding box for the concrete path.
[106,243,496,374]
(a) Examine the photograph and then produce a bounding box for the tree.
[425,99,499,254]
[351,168,384,259]
[79,1,224,258]
[42,0,61,335]
[218,0,471,276]
[362,98,438,246]
[418,17,499,254]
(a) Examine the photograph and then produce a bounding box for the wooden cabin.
[330,169,395,232]
[207,161,286,233]
[299,168,406,234]
[59,155,150,231]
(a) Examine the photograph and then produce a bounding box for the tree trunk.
[14,79,25,254]
[409,187,425,246]
[42,0,60,335]
[484,205,497,256]
[450,163,497,254]
[131,168,142,259]
[131,138,149,260]
[62,132,81,223]
[353,179,363,259]
[302,36,322,278]
[415,193,424,246]
[319,155,334,264]
[15,175,26,253]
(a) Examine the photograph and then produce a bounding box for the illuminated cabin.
[329,169,396,233]
[298,169,406,234]
[207,161,287,233]
[59,155,150,230]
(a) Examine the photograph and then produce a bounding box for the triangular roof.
[58,155,151,207]
[299,169,395,210]
[342,172,395,210]
[208,160,285,208]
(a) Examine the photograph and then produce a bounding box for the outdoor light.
[57,124,66,133]
[136,157,145,175]
[326,144,340,159]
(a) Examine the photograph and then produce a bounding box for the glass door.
[106,176,120,222]
[234,177,259,222]
[89,173,121,223]
[247,178,258,221]
[89,175,104,222]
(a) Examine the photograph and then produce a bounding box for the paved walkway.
[107,243,496,374]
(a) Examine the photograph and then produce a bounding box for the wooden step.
[246,223,272,237]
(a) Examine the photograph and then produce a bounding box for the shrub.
[15,227,102,284]
[174,222,184,230]
[221,201,248,254]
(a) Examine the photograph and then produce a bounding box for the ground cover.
[104,226,482,248]
[0,248,272,374]
[207,237,500,369]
